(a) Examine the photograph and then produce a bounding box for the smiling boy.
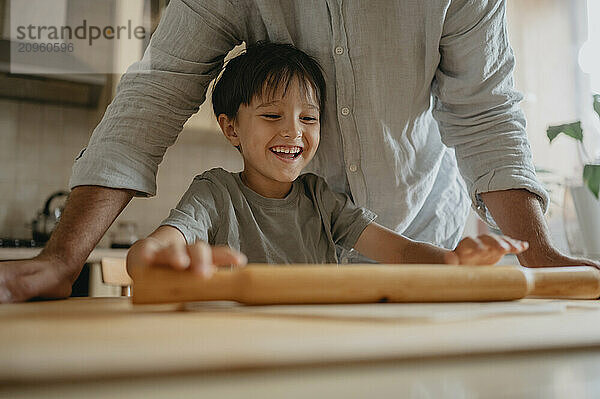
[127,42,527,278]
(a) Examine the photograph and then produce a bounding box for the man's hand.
[444,234,528,265]
[480,189,600,268]
[0,186,134,303]
[0,255,75,303]
[127,237,247,279]
[518,251,600,269]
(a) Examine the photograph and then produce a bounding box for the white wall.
[506,0,584,179]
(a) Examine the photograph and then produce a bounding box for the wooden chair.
[101,257,133,296]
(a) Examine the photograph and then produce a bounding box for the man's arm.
[0,186,133,303]
[433,1,557,258]
[480,189,600,267]
[70,0,244,196]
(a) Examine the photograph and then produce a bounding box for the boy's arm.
[127,225,188,277]
[354,223,451,264]
[354,222,528,265]
[126,225,246,279]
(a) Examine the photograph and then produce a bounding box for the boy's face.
[219,78,320,198]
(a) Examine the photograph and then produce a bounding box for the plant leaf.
[546,121,583,143]
[535,167,555,174]
[583,164,600,199]
[594,94,600,120]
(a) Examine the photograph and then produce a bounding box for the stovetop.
[0,238,45,248]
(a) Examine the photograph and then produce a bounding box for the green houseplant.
[547,95,600,258]
[547,94,600,198]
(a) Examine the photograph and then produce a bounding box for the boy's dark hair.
[212,42,326,120]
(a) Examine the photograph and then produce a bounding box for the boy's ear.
[218,114,240,147]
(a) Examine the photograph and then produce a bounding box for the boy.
[127,42,527,278]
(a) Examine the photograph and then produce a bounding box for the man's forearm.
[39,185,134,282]
[479,189,556,267]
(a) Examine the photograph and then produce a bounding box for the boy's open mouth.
[269,145,303,160]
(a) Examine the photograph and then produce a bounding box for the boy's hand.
[127,238,247,279]
[444,234,528,266]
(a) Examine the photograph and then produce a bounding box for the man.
[1,0,596,302]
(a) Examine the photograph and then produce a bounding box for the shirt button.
[349,164,358,172]
[335,46,344,55]
[341,107,350,116]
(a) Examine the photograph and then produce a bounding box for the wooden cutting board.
[131,264,600,304]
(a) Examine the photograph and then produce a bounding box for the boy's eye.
[261,114,280,119]
[301,116,318,122]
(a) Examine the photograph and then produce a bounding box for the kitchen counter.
[2,297,600,397]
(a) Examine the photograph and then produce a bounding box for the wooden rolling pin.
[131,264,600,305]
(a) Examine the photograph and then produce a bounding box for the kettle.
[31,191,69,243]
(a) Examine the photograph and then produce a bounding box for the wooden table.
[3,297,600,398]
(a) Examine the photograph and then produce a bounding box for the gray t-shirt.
[161,168,377,264]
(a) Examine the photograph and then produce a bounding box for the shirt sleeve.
[69,0,246,196]
[431,0,549,228]
[160,176,222,245]
[314,176,377,250]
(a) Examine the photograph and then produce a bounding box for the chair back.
[101,257,132,296]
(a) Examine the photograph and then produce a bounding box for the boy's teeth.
[272,146,301,154]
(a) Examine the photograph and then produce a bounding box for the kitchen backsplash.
[0,98,242,243]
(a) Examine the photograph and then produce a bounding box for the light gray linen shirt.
[70,0,549,250]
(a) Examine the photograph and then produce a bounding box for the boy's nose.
[280,119,303,139]
[281,128,302,139]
